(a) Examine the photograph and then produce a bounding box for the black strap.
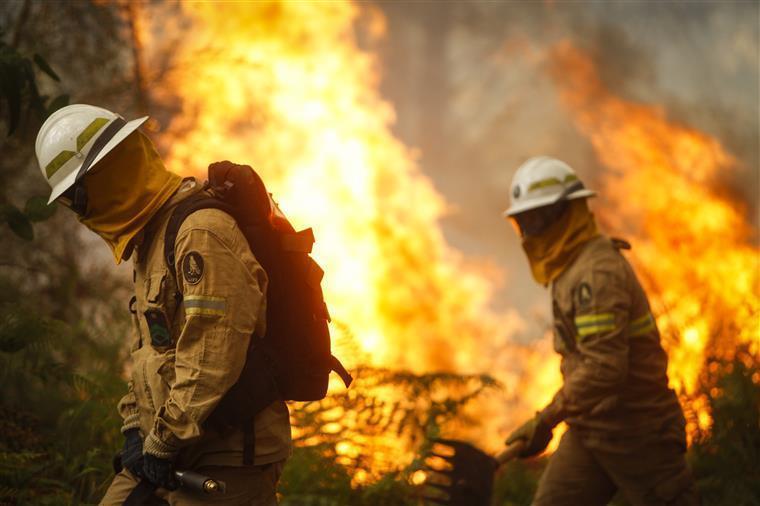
[331,355,353,388]
[76,117,127,182]
[62,117,127,217]
[555,180,585,203]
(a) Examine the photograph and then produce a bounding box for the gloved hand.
[505,412,553,458]
[142,453,179,491]
[121,429,144,478]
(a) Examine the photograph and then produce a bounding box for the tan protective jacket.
[117,179,291,468]
[542,236,684,444]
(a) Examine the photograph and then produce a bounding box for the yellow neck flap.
[78,131,182,264]
[521,199,599,286]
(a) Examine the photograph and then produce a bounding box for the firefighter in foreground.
[501,157,698,505]
[35,104,291,504]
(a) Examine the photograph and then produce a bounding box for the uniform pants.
[100,461,284,506]
[533,429,698,506]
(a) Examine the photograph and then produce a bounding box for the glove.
[142,453,179,491]
[505,412,553,458]
[121,429,144,478]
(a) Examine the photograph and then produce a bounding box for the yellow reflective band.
[76,117,109,151]
[528,174,578,192]
[184,295,226,316]
[628,313,655,337]
[575,313,615,326]
[44,118,110,179]
[45,150,77,178]
[577,323,617,338]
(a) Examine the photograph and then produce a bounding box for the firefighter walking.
[501,157,699,505]
[35,104,291,505]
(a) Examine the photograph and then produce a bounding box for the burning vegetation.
[549,41,760,441]
[0,0,757,504]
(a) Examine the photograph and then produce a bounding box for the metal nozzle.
[203,479,220,493]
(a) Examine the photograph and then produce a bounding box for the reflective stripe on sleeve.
[627,312,656,337]
[184,295,226,316]
[575,312,616,338]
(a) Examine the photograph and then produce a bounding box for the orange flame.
[549,41,760,438]
[141,1,513,372]
[136,1,538,474]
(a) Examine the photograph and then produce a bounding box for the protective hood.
[78,131,182,264]
[521,199,599,285]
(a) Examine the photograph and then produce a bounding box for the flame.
[140,1,510,372]
[549,41,760,438]
[136,0,536,476]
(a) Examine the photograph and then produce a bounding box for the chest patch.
[182,251,204,285]
[144,308,172,347]
[578,282,593,308]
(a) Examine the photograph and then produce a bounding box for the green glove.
[505,412,553,458]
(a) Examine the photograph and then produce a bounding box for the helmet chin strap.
[61,118,127,217]
[554,180,585,204]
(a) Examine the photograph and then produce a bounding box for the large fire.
[549,41,760,438]
[136,0,532,475]
[132,0,756,479]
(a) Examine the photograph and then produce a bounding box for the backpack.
[161,161,352,461]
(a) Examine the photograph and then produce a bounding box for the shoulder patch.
[182,251,204,285]
[578,282,593,307]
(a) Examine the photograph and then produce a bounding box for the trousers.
[533,428,698,506]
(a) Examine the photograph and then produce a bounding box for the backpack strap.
[163,193,235,288]
[331,355,353,388]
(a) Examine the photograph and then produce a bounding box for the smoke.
[374,1,759,330]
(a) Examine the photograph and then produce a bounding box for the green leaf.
[46,94,70,117]
[24,196,56,222]
[1,61,24,136]
[33,53,60,82]
[2,204,34,240]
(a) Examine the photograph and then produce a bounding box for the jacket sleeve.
[560,258,631,416]
[117,316,141,434]
[143,210,267,459]
[117,380,141,434]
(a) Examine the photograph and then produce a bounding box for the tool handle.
[174,470,226,494]
[495,440,526,465]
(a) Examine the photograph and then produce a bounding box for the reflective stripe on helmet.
[45,150,77,178]
[44,117,110,178]
[528,174,578,192]
[76,117,109,151]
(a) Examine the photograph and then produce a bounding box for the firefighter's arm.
[538,388,570,428]
[143,209,267,459]
[117,380,141,433]
[117,319,142,433]
[561,261,631,415]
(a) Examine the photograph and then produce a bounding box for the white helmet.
[503,156,595,217]
[35,104,148,204]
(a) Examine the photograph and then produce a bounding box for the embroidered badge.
[182,251,204,285]
[578,282,593,307]
[144,308,172,347]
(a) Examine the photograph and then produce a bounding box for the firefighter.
[502,157,699,505]
[35,104,291,505]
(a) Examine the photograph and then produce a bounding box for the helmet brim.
[48,116,149,204]
[502,188,596,217]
